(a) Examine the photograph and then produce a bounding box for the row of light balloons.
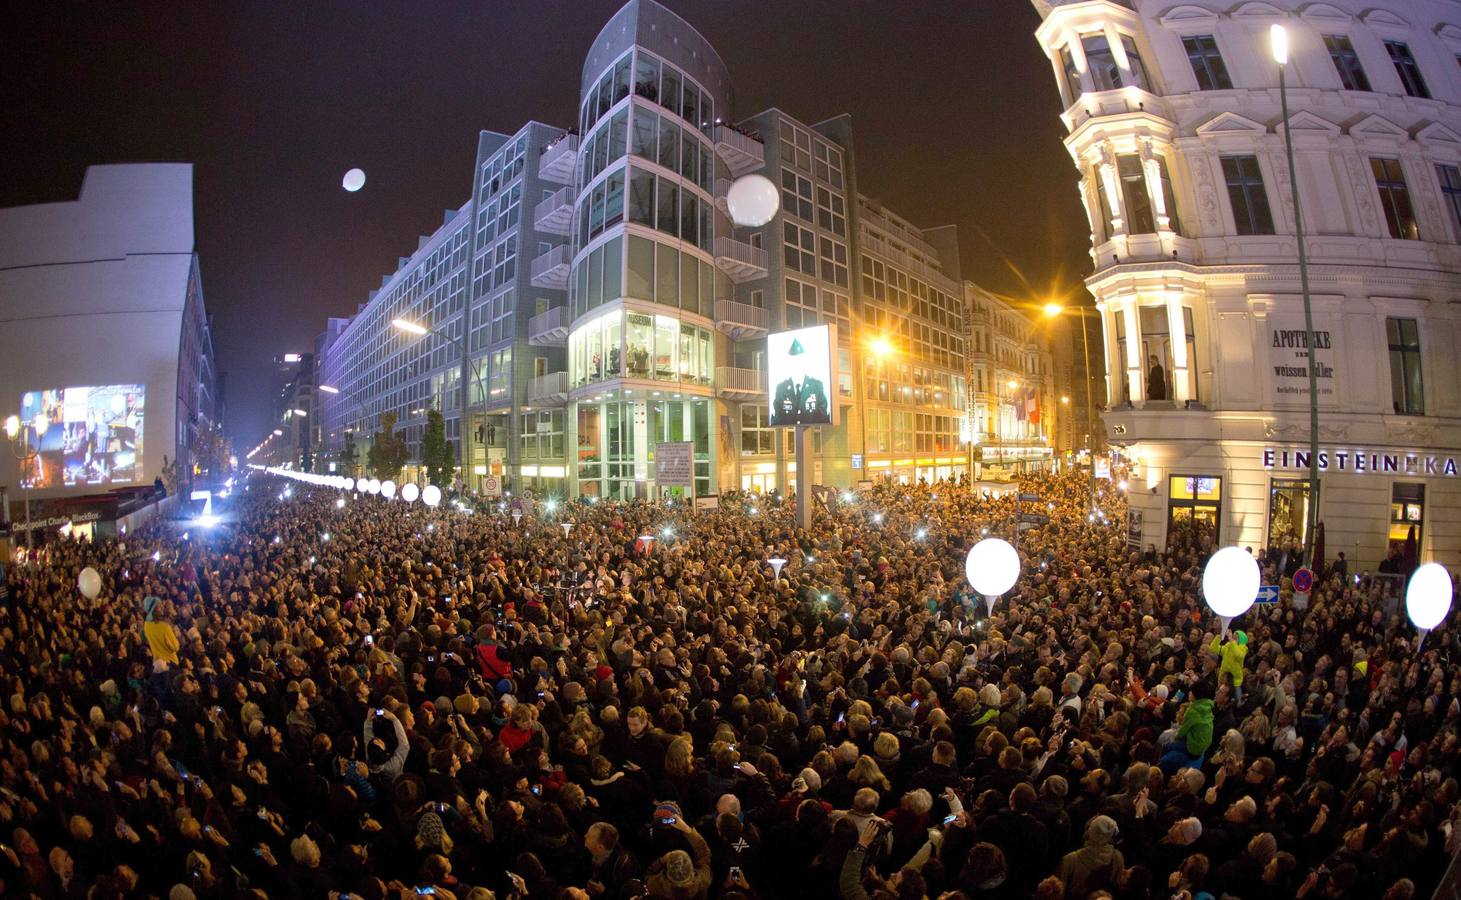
[257,466,442,507]
[959,536,1451,642]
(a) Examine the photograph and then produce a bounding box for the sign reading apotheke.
[1269,320,1336,407]
[1263,447,1459,477]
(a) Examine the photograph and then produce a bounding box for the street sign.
[1254,584,1280,604]
[1293,567,1314,593]
[1019,493,1040,503]
[851,453,863,470]
[483,476,501,497]
[1018,512,1050,526]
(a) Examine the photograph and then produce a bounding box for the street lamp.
[1272,23,1321,566]
[292,408,308,417]
[1043,303,1098,515]
[394,317,483,495]
[317,384,340,395]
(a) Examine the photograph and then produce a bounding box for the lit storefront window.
[1168,474,1222,546]
[570,309,712,388]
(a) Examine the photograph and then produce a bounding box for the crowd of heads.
[0,465,1457,900]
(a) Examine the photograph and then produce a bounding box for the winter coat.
[1177,698,1215,756]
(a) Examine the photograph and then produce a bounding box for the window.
[818,237,849,287]
[1324,35,1370,91]
[1120,36,1150,91]
[816,186,847,237]
[780,121,812,171]
[1059,45,1083,101]
[1082,35,1122,91]
[814,141,845,189]
[1156,156,1181,235]
[1389,483,1425,553]
[1371,158,1418,240]
[1166,474,1222,547]
[783,222,816,274]
[1183,35,1232,90]
[1386,317,1423,415]
[1117,155,1155,234]
[781,171,814,221]
[1221,156,1274,235]
[1385,41,1429,98]
[1438,165,1461,235]
[740,405,774,455]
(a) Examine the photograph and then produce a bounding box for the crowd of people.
[0,467,1457,900]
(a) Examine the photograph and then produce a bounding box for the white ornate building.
[1032,0,1461,567]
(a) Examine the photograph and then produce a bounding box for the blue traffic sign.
[1254,584,1280,604]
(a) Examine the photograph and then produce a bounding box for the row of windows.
[569,310,714,387]
[782,276,850,338]
[859,257,963,332]
[571,234,721,322]
[866,409,963,454]
[782,170,848,237]
[581,50,719,141]
[783,221,849,287]
[1066,27,1436,102]
[475,183,521,262]
[479,135,527,204]
[519,410,566,460]
[631,105,715,193]
[779,118,845,189]
[627,166,715,252]
[577,104,715,240]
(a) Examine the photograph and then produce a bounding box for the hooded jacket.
[141,596,180,667]
[1177,698,1215,756]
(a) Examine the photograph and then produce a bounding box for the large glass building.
[318,0,1001,498]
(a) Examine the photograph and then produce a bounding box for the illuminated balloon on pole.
[726,174,780,227]
[422,485,442,507]
[1407,562,1454,648]
[380,480,396,500]
[1202,546,1259,636]
[342,168,366,192]
[966,538,1020,616]
[401,483,420,503]
[78,567,102,600]
[767,557,787,580]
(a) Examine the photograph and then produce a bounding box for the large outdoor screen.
[767,324,836,427]
[19,385,145,488]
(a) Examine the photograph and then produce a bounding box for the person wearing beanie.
[1210,630,1249,701]
[1057,815,1124,899]
[645,810,710,899]
[141,595,180,670]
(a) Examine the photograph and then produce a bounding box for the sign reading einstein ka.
[1263,447,1459,477]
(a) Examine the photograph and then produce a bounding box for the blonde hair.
[850,756,891,791]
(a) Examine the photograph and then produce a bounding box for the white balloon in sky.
[726,174,779,227]
[342,168,366,192]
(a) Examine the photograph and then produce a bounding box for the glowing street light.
[273,429,283,436]
[318,384,340,395]
[2,415,18,439]
[870,336,894,358]
[391,317,428,335]
[292,408,308,417]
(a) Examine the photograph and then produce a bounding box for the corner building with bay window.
[563,0,969,498]
[1032,0,1461,567]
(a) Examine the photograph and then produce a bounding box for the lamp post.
[1272,24,1321,566]
[319,384,371,477]
[1043,303,1099,516]
[4,412,44,548]
[393,317,484,495]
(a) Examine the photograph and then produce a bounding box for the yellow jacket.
[144,620,180,666]
[1209,635,1247,686]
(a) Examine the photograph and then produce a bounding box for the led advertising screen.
[19,385,144,489]
[767,324,836,427]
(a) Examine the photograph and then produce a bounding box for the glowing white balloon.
[726,174,780,227]
[342,168,366,192]
[342,477,355,491]
[966,538,1020,605]
[1203,547,1260,629]
[1407,563,1454,631]
[380,480,396,500]
[401,482,420,503]
[422,484,442,507]
[78,567,102,600]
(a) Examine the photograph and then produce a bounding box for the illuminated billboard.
[767,324,836,427]
[19,385,145,488]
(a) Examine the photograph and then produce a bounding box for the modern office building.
[0,164,220,537]
[1032,0,1461,566]
[316,0,1046,497]
[964,283,1058,476]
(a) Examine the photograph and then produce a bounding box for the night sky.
[0,0,1090,445]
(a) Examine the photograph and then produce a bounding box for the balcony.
[714,298,769,341]
[713,177,734,215]
[528,306,569,347]
[528,371,569,405]
[529,244,572,290]
[713,125,765,177]
[533,186,576,236]
[715,366,764,401]
[538,133,579,184]
[713,236,768,283]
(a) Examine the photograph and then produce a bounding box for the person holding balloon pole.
[1209,630,1248,703]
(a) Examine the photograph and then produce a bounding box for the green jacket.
[1209,635,1248,686]
[1177,698,1214,756]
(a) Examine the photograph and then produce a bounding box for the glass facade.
[569,309,712,388]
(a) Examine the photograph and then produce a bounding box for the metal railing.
[713,236,768,269]
[714,298,769,331]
